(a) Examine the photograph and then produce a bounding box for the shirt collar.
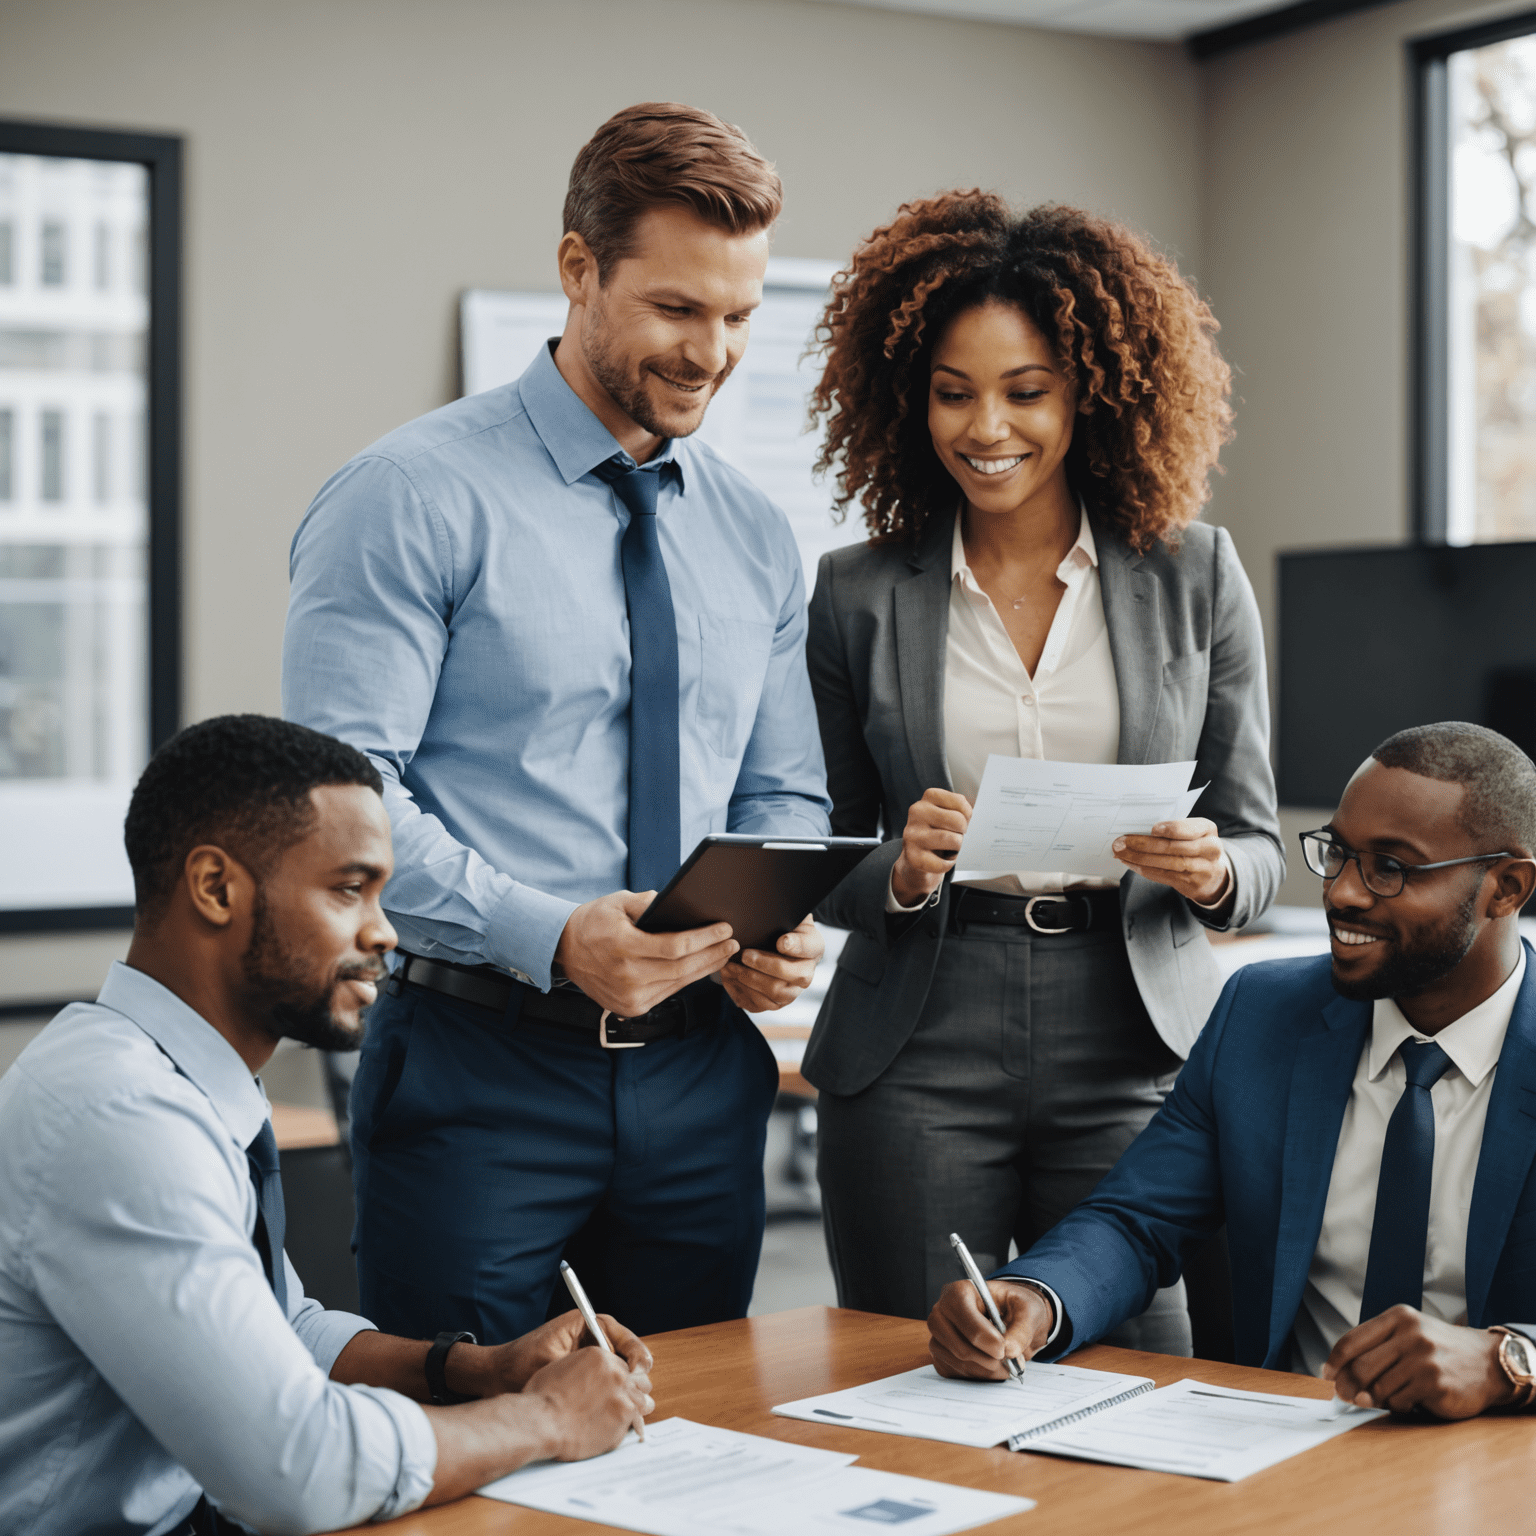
[950,501,1097,592]
[96,960,271,1149]
[1368,946,1527,1088]
[517,338,683,489]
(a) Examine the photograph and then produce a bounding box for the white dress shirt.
[889,508,1232,915]
[945,506,1120,897]
[1290,949,1528,1376]
[0,962,436,1535]
[887,508,1118,914]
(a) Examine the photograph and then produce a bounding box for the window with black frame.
[1415,11,1536,544]
[0,122,179,932]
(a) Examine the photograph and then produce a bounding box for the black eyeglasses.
[1297,830,1512,898]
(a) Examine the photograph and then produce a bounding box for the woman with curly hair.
[801,193,1284,1349]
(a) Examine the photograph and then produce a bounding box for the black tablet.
[637,834,880,953]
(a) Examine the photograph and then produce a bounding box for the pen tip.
[948,1232,961,1246]
[559,1260,571,1274]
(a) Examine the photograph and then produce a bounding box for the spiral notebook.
[772,1363,1155,1450]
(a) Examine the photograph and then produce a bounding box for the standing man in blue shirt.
[283,102,832,1344]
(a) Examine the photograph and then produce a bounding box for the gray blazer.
[802,510,1285,1098]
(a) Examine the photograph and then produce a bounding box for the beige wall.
[0,0,1201,1001]
[1196,0,1535,906]
[8,0,1534,987]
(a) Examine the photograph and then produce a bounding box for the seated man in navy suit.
[929,721,1536,1418]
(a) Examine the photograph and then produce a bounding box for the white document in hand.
[1016,1377,1385,1481]
[954,756,1202,880]
[772,1363,1153,1449]
[479,1417,1032,1535]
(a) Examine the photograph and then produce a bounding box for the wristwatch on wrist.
[425,1329,478,1406]
[1490,1327,1536,1407]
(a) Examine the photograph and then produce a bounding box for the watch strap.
[425,1329,477,1405]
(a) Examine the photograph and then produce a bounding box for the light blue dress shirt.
[282,342,831,990]
[0,964,437,1535]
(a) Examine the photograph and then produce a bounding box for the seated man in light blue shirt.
[0,715,653,1536]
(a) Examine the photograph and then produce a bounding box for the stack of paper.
[1014,1378,1384,1481]
[479,1417,1034,1535]
[772,1362,1153,1449]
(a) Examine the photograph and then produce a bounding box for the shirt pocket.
[696,613,777,759]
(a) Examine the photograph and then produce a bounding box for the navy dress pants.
[349,980,781,1343]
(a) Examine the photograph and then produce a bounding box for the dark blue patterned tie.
[596,456,681,893]
[1359,1038,1453,1320]
[246,1119,289,1313]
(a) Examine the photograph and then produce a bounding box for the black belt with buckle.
[391,952,720,1047]
[950,886,1122,935]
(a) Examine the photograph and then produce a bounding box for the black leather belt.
[390,952,720,1047]
[950,886,1121,935]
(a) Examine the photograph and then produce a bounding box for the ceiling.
[801,0,1298,43]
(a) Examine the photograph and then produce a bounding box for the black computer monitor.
[1277,541,1536,807]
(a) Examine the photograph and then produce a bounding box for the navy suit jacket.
[1000,946,1536,1368]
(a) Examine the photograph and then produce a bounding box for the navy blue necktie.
[597,457,681,893]
[1358,1038,1453,1321]
[246,1119,289,1313]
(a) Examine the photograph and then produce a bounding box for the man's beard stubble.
[241,889,380,1052]
[582,302,727,441]
[1329,883,1482,1002]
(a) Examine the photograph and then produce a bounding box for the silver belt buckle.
[1024,896,1074,935]
[598,1010,646,1049]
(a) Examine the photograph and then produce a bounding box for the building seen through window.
[0,152,147,910]
[1448,30,1536,542]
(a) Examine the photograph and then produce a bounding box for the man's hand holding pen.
[928,1279,1054,1381]
[481,1309,653,1395]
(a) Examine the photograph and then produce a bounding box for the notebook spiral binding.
[1006,1379,1156,1451]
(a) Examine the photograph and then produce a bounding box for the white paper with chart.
[478,1417,1033,1535]
[1013,1377,1385,1481]
[953,756,1203,880]
[772,1362,1154,1449]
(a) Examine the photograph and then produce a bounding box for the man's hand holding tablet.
[554,891,740,1019]
[720,915,825,1013]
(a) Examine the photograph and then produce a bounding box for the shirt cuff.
[885,875,942,915]
[290,1302,377,1375]
[485,882,581,992]
[1003,1277,1065,1346]
[1190,849,1236,913]
[347,1386,438,1521]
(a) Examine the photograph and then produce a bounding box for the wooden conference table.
[329,1305,1536,1535]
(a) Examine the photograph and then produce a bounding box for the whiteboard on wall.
[459,259,864,594]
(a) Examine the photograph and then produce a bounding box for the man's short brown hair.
[563,102,781,282]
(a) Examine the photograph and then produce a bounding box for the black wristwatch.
[425,1329,477,1405]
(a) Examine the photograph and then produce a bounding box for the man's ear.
[182,845,255,930]
[556,231,599,307]
[1488,857,1536,919]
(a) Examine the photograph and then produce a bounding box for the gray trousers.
[817,922,1193,1355]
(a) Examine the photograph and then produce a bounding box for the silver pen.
[949,1232,1027,1386]
[559,1260,614,1354]
[560,1261,648,1442]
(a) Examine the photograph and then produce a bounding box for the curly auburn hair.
[810,192,1234,552]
